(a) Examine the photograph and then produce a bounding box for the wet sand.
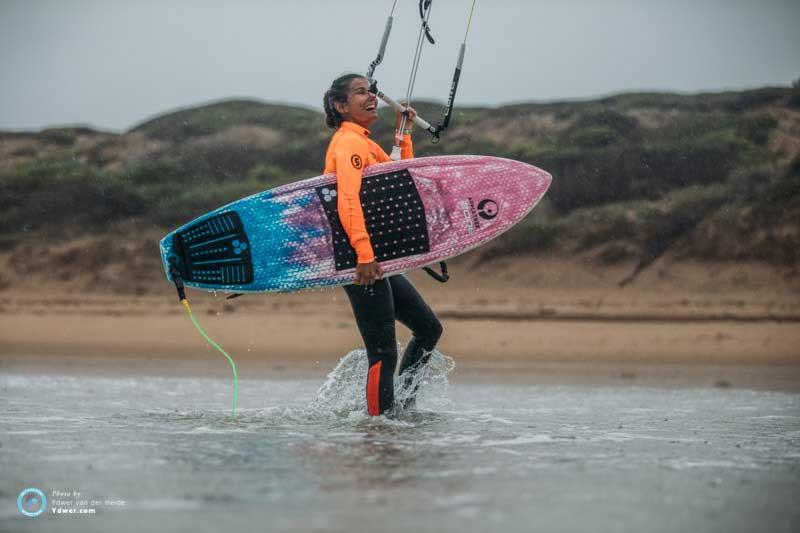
[2,269,799,390]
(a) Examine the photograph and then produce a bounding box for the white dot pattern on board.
[316,169,431,271]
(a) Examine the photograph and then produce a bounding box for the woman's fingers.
[364,263,378,285]
[355,262,382,285]
[395,102,417,129]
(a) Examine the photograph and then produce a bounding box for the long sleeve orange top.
[323,121,414,264]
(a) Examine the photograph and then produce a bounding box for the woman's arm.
[334,136,384,285]
[334,136,374,264]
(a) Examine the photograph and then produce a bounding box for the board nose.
[507,157,553,203]
[479,156,553,221]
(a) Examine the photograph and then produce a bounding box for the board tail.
[168,211,254,286]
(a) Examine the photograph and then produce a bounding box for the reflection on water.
[1,352,799,533]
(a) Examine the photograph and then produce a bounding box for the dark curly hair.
[323,73,366,129]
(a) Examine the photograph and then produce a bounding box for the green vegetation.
[1,87,798,270]
[131,99,326,142]
[1,156,145,241]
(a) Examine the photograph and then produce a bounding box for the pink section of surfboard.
[283,155,551,286]
[405,155,551,262]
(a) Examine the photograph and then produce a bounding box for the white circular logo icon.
[18,488,47,517]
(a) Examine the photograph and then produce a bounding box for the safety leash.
[170,265,239,419]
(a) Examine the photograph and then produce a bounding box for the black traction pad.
[171,211,254,285]
[316,169,430,271]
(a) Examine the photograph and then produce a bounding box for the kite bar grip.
[374,89,436,134]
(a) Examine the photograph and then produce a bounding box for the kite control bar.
[366,0,476,143]
[369,56,462,142]
[368,81,438,137]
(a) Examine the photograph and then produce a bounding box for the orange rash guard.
[324,121,414,264]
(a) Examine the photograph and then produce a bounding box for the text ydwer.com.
[51,507,97,515]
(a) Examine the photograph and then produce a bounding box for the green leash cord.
[181,299,239,419]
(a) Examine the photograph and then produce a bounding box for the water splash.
[308,347,455,418]
[395,348,456,413]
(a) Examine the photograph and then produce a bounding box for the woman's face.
[335,77,378,128]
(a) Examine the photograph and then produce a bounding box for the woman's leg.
[343,279,398,416]
[389,275,443,388]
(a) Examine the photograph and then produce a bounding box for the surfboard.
[160,155,551,293]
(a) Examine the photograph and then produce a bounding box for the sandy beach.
[3,261,799,390]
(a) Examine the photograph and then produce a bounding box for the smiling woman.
[322,74,415,272]
[323,74,379,129]
[322,72,442,417]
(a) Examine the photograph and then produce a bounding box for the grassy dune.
[1,87,798,291]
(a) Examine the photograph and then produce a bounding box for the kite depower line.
[367,0,478,159]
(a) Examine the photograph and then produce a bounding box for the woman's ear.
[334,100,348,117]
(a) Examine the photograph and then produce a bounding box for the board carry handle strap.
[422,261,450,283]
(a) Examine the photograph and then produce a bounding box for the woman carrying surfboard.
[323,73,443,416]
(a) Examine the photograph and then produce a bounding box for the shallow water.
[2,351,799,532]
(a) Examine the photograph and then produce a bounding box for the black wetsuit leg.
[390,275,443,384]
[343,275,443,415]
[343,279,398,416]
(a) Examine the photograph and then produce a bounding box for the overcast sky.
[1,0,798,131]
